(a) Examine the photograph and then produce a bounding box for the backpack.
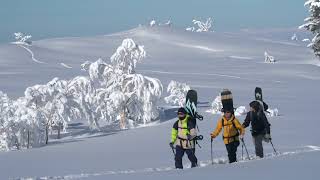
[221,116,240,142]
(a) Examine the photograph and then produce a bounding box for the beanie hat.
[177,107,187,114]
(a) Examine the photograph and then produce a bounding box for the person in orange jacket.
[210,108,245,163]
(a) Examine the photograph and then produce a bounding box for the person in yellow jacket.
[210,108,245,163]
[170,107,198,169]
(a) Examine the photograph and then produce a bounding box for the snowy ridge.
[16,145,320,180]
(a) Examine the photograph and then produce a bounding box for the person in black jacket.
[242,101,271,158]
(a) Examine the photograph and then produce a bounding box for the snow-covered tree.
[0,92,46,150]
[24,77,87,142]
[164,20,172,27]
[234,106,247,116]
[13,32,32,45]
[210,95,223,114]
[291,33,299,41]
[208,94,247,116]
[300,0,320,58]
[150,20,156,27]
[266,108,279,117]
[264,51,276,63]
[67,76,98,130]
[11,97,46,148]
[164,81,190,107]
[186,18,213,32]
[110,39,146,74]
[83,39,163,129]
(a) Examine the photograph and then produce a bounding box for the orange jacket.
[211,115,245,144]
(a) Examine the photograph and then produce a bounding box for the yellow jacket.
[211,115,245,144]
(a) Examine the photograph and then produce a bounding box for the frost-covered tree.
[13,32,32,45]
[0,92,46,150]
[150,20,156,27]
[67,76,98,130]
[83,39,163,129]
[291,33,299,41]
[11,97,46,148]
[264,51,276,63]
[164,81,190,107]
[300,0,320,58]
[24,77,86,143]
[186,18,213,32]
[164,20,172,27]
[208,94,247,116]
[210,95,223,114]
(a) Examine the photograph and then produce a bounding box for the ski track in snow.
[17,145,320,180]
[140,70,282,83]
[18,45,46,64]
[60,63,73,69]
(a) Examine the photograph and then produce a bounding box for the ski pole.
[270,140,278,155]
[211,138,213,165]
[241,138,250,160]
[171,147,175,157]
[241,143,244,160]
[170,144,175,157]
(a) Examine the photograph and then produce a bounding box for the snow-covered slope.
[0,26,319,179]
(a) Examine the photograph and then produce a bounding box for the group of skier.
[169,88,273,169]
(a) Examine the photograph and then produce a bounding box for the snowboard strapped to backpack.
[221,89,234,113]
[255,87,269,112]
[185,90,203,122]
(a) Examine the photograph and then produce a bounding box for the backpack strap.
[222,116,240,143]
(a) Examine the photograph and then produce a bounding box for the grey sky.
[0,0,308,43]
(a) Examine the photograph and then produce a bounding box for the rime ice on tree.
[300,0,320,59]
[164,81,190,107]
[186,17,213,32]
[264,51,276,63]
[13,32,32,46]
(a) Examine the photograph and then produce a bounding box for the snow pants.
[175,145,198,169]
[225,140,240,163]
[253,134,264,158]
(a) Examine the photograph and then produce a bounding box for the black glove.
[263,134,271,143]
[187,134,193,140]
[169,142,174,149]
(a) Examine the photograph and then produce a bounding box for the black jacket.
[242,111,271,136]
